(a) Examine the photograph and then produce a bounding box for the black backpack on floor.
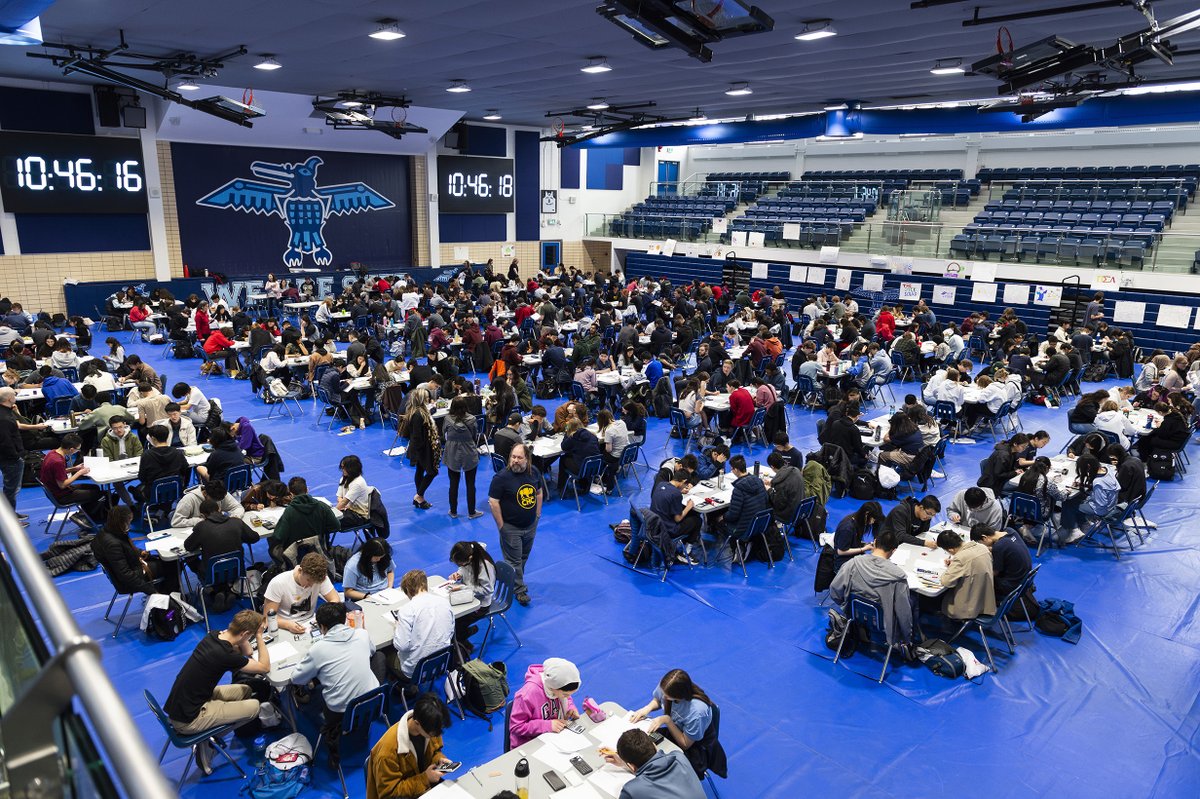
[1147,451,1175,481]
[147,597,188,641]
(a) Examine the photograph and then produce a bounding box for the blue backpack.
[242,764,309,799]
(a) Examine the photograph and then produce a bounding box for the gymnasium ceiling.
[3,0,1200,128]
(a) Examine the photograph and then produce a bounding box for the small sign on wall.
[541,190,558,214]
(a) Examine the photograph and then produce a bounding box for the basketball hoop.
[242,88,255,109]
[552,117,565,139]
[996,26,1015,68]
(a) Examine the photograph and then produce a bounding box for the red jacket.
[194,310,211,339]
[877,311,896,341]
[729,387,755,427]
[129,306,149,323]
[204,331,234,354]
[514,305,534,327]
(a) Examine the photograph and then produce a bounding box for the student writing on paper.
[627,669,722,779]
[600,729,706,799]
[508,657,581,749]
[342,538,395,600]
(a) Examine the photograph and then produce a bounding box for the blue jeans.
[1,458,23,510]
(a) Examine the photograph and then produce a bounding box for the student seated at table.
[291,602,380,767]
[880,495,939,550]
[263,552,340,634]
[70,383,101,414]
[1016,430,1051,469]
[676,378,707,432]
[184,498,260,612]
[240,478,290,512]
[194,427,244,483]
[163,610,269,773]
[1013,457,1076,545]
[976,434,1029,496]
[947,486,1004,531]
[962,375,1006,431]
[1135,400,1190,461]
[366,693,454,799]
[151,403,197,448]
[509,658,581,749]
[934,529,996,621]
[447,540,495,653]
[819,402,871,469]
[602,727,707,799]
[1057,452,1120,544]
[558,417,601,495]
[92,506,179,596]
[388,569,454,690]
[829,531,914,648]
[100,415,142,461]
[969,523,1031,603]
[343,538,395,600]
[692,443,729,482]
[875,411,924,470]
[628,668,724,779]
[719,455,768,547]
[832,501,882,572]
[135,424,190,506]
[723,380,754,434]
[40,433,107,530]
[270,476,340,566]
[765,450,804,525]
[172,479,245,528]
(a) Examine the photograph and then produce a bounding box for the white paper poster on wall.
[730,231,747,247]
[1157,304,1192,329]
[1112,301,1146,325]
[645,243,663,255]
[662,239,678,257]
[501,243,516,259]
[1003,283,1030,305]
[747,231,766,247]
[1033,285,1063,306]
[932,285,957,305]
[751,262,769,279]
[862,273,884,292]
[819,246,840,264]
[788,264,807,282]
[1091,272,1120,292]
[971,282,998,303]
[782,222,801,241]
[971,262,997,282]
[889,256,914,275]
[835,269,852,291]
[898,282,922,301]
[944,262,964,279]
[807,268,827,285]
[712,217,728,234]
[453,246,470,261]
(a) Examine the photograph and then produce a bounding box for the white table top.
[687,467,776,514]
[284,301,323,310]
[82,451,208,485]
[889,542,951,597]
[703,393,730,412]
[15,381,87,402]
[597,368,646,387]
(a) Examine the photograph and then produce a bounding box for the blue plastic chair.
[727,509,775,578]
[833,595,894,683]
[315,684,390,798]
[144,689,246,787]
[478,560,523,660]
[142,475,184,533]
[567,455,607,511]
[198,553,252,631]
[222,464,252,497]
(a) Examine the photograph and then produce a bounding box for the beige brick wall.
[411,157,431,266]
[436,240,613,277]
[156,140,186,278]
[0,251,157,315]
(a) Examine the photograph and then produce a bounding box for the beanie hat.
[541,658,581,692]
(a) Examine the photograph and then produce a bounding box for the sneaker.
[1063,528,1086,544]
[930,470,945,479]
[448,511,458,519]
[516,591,531,606]
[194,740,214,776]
[69,512,94,531]
[467,511,484,520]
[589,483,605,495]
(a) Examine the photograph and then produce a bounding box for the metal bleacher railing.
[0,502,175,799]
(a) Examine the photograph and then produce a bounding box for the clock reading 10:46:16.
[0,130,150,214]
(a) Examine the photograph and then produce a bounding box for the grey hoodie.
[829,552,914,646]
[289,624,378,713]
[621,750,706,799]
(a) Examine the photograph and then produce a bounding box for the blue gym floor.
[14,332,1200,799]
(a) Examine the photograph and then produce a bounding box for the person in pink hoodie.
[508,658,581,750]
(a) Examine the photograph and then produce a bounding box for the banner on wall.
[171,142,413,277]
[1091,272,1120,292]
[835,269,852,291]
[501,243,516,259]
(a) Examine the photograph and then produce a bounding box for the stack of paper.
[587,765,635,798]
[369,588,405,604]
[268,640,300,668]
[537,730,592,753]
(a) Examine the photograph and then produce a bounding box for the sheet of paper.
[369,588,405,604]
[590,715,638,750]
[1034,285,1063,306]
[806,267,827,286]
[889,255,913,275]
[747,231,765,248]
[932,285,956,305]
[661,238,677,257]
[862,273,884,292]
[751,261,768,279]
[971,261,997,282]
[538,730,593,753]
[819,245,840,263]
[782,222,801,241]
[898,282,921,301]
[1002,283,1029,305]
[1112,300,1146,325]
[422,782,475,799]
[788,264,807,282]
[835,268,852,291]
[645,243,662,255]
[971,282,998,303]
[711,217,728,234]
[530,744,577,773]
[552,784,605,799]
[730,230,747,247]
[267,641,299,665]
[587,765,636,798]
[1091,272,1120,292]
[452,246,469,261]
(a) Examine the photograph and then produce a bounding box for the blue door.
[657,160,679,195]
[541,241,561,273]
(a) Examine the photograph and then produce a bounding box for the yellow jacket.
[366,712,444,799]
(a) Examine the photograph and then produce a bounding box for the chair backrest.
[143,690,177,739]
[618,443,640,469]
[411,647,454,691]
[1009,491,1044,523]
[503,700,515,753]
[205,553,245,587]
[577,455,605,479]
[342,684,389,736]
[570,382,586,401]
[49,395,74,417]
[491,560,516,614]
[933,436,949,461]
[97,561,133,596]
[224,464,252,494]
[150,475,184,506]
[750,407,767,427]
[490,453,506,473]
[669,408,687,430]
[739,508,774,542]
[794,495,817,527]
[933,401,957,422]
[848,594,889,646]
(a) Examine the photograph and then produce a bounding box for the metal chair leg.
[208,736,247,778]
[112,594,133,638]
[104,590,119,620]
[878,644,893,683]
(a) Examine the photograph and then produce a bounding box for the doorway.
[657,160,679,195]
[541,241,561,273]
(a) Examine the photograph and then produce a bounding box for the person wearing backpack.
[163,610,270,774]
[291,602,380,767]
[447,541,496,653]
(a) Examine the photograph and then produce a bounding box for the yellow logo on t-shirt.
[517,483,537,509]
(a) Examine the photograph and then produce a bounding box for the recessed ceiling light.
[339,100,363,108]
[824,103,849,111]
[930,58,965,75]
[725,82,752,96]
[446,80,471,93]
[253,55,282,71]
[369,19,405,40]
[587,98,610,110]
[176,79,200,91]
[795,20,836,41]
[483,110,502,120]
[581,57,612,74]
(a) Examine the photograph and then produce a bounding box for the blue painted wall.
[514,130,540,242]
[561,147,581,190]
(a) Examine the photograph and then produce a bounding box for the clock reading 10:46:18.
[436,155,515,214]
[0,130,149,214]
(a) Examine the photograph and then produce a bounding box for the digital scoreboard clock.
[0,130,149,214]
[437,155,515,213]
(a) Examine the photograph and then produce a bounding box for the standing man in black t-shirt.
[488,442,542,607]
[163,610,270,773]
